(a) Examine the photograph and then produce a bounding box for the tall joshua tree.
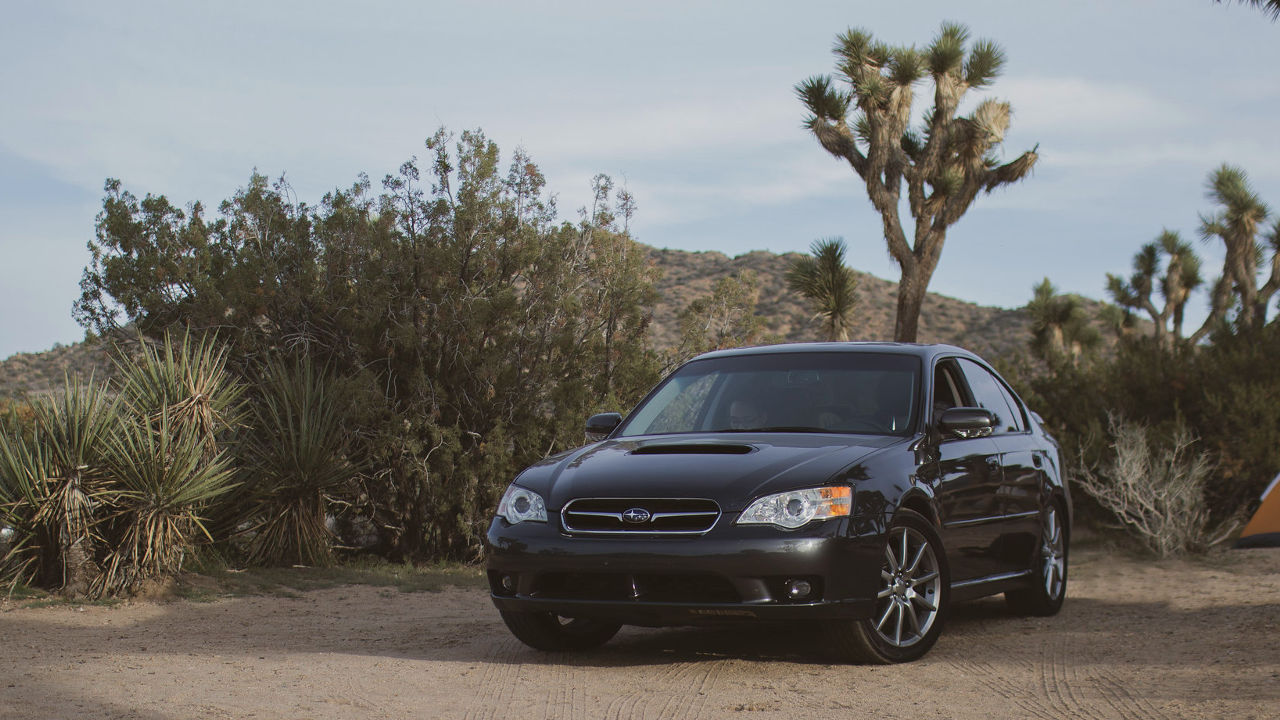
[1197,164,1277,337]
[786,237,859,342]
[798,22,1039,342]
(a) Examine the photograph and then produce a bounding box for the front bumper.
[485,517,881,627]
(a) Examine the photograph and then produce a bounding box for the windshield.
[616,352,921,437]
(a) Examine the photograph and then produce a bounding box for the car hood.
[515,433,904,512]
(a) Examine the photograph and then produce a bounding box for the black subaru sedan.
[485,343,1069,663]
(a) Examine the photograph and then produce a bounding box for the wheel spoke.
[911,570,939,588]
[893,601,904,645]
[906,543,927,576]
[876,600,895,630]
[911,593,937,613]
[903,600,921,636]
[877,587,893,599]
[899,530,909,572]
[884,543,899,574]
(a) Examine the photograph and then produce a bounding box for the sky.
[2,1,1278,359]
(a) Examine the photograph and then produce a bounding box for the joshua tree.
[1107,230,1204,345]
[1027,279,1099,363]
[786,238,858,342]
[1195,164,1277,339]
[798,22,1038,342]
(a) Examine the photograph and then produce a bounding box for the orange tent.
[1236,473,1280,548]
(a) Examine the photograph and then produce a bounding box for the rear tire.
[1006,499,1068,616]
[830,509,950,663]
[499,610,621,651]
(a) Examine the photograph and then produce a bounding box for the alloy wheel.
[1042,506,1066,600]
[873,525,942,648]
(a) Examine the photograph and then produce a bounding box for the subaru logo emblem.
[622,507,652,524]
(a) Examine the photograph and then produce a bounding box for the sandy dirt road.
[2,547,1277,720]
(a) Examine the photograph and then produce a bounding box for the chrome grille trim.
[561,498,721,535]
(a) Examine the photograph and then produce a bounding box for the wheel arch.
[898,490,940,530]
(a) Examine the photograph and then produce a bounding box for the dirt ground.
[1,547,1277,720]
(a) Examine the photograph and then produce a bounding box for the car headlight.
[497,485,547,524]
[737,486,852,529]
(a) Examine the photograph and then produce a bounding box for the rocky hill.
[0,341,114,398]
[647,246,1034,360]
[1,245,1046,397]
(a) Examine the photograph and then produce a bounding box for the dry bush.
[1077,414,1237,557]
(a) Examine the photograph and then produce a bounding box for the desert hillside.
[647,246,1034,360]
[1,245,1047,397]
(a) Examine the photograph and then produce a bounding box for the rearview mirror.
[585,412,623,442]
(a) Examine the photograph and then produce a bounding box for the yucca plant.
[786,237,859,342]
[3,377,120,594]
[240,356,355,567]
[97,409,236,594]
[113,330,245,454]
[0,432,55,590]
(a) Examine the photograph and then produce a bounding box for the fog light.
[501,575,516,592]
[785,579,812,600]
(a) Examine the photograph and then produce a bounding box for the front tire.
[831,509,950,663]
[1005,499,1068,616]
[499,610,621,651]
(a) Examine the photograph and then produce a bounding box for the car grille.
[561,498,720,534]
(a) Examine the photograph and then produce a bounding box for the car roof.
[691,342,983,365]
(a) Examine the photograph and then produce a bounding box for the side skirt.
[950,569,1033,603]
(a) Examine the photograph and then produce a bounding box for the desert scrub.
[1076,414,1237,557]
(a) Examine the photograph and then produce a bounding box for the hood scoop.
[630,443,754,456]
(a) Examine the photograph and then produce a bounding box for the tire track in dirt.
[538,655,589,720]
[653,658,726,720]
[1090,666,1172,720]
[463,637,526,720]
[1036,635,1110,720]
[603,658,726,720]
[602,659,695,720]
[949,657,1059,720]
[1036,633,1172,720]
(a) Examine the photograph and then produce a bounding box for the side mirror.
[938,407,996,439]
[585,412,623,442]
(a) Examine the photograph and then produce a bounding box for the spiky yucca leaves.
[241,357,355,567]
[114,330,245,454]
[97,410,235,594]
[25,377,120,594]
[786,238,859,342]
[0,432,56,590]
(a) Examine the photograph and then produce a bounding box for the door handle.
[1032,454,1043,468]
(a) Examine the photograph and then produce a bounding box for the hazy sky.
[2,1,1277,358]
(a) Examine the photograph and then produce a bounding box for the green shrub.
[238,356,355,567]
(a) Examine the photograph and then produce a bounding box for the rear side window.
[956,359,1023,434]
